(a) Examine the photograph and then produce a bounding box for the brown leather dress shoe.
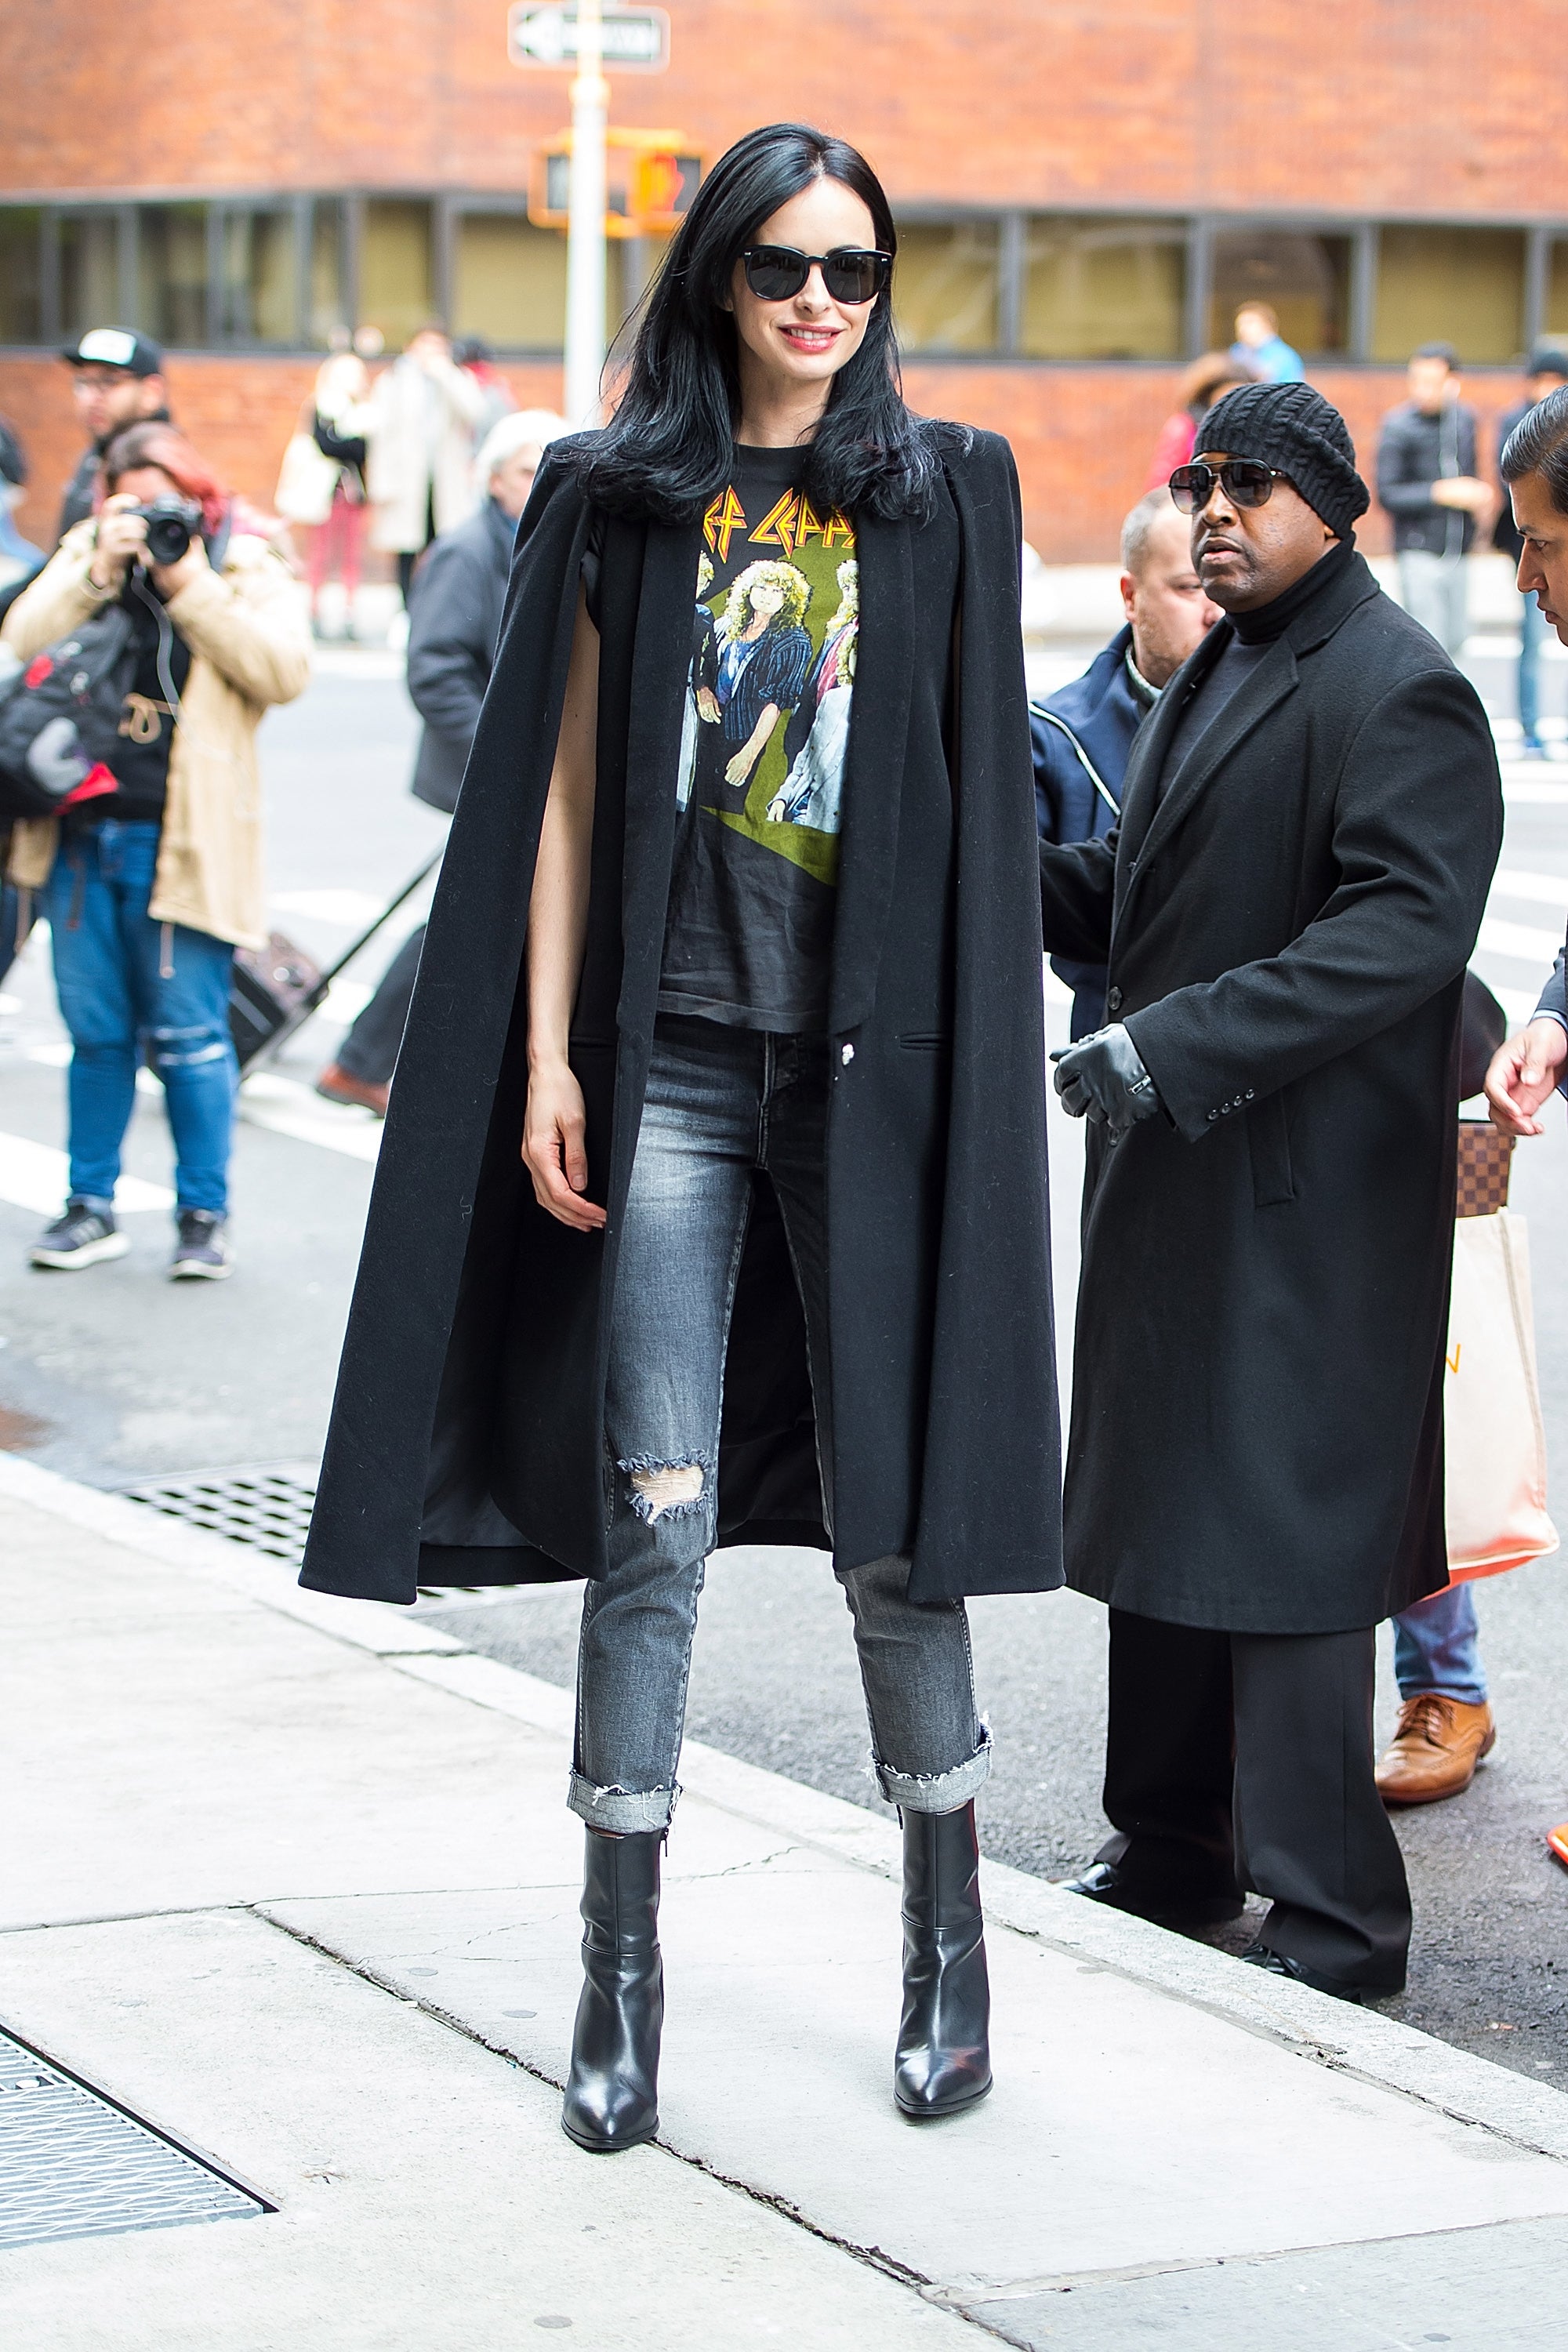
[315,1062,390,1116]
[1376,1693,1495,1806]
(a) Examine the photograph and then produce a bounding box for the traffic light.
[626,147,700,228]
[530,129,702,236]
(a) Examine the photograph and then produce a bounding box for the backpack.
[0,602,136,821]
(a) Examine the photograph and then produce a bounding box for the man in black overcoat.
[1040,382,1503,1999]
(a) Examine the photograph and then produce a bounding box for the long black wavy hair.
[560,122,949,524]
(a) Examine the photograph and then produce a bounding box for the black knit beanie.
[1195,380,1370,539]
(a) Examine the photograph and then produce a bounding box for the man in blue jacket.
[1032,489,1221,1036]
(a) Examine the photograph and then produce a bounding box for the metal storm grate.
[121,1465,319,1568]
[119,1464,519,1604]
[0,2027,269,2250]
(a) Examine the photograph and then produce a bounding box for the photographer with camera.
[0,422,310,1278]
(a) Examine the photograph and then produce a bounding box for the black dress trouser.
[1095,1608,1412,1991]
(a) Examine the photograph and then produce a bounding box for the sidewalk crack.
[253,1900,1018,2343]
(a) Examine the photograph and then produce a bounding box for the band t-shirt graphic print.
[659,445,857,1032]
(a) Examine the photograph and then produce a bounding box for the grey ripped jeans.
[570,1011,991,1834]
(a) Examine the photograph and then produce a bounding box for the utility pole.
[564,0,608,428]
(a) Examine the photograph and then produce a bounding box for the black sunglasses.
[1168,459,1288,514]
[740,245,892,305]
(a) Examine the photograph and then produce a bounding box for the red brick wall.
[3,1,1566,217]
[0,350,1534,564]
[906,363,1535,561]
[2,1,1554,559]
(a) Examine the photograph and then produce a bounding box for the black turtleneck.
[1227,535,1355,644]
[1158,537,1353,798]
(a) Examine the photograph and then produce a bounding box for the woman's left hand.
[151,535,210,598]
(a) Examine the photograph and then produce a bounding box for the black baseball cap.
[1527,345,1568,379]
[61,326,165,376]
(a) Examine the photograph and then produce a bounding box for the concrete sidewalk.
[3,1459,1568,2350]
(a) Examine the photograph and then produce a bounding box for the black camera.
[132,494,203,567]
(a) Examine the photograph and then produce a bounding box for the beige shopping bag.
[274,428,339,527]
[1444,1207,1559,1581]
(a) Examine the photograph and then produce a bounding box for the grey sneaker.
[30,1199,129,1271]
[170,1210,233,1281]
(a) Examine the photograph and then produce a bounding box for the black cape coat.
[1038,550,1502,1635]
[301,429,1062,1609]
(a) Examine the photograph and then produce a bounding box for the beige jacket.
[2,521,311,949]
[364,354,485,553]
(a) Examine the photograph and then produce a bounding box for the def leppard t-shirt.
[658,445,858,1031]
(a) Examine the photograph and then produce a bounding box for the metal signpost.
[507,3,673,429]
[565,0,608,427]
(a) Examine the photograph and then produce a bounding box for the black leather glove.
[1050,1023,1163,1142]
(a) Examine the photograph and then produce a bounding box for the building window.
[139,205,209,346]
[454,211,568,350]
[1373,227,1526,364]
[1209,229,1352,357]
[59,211,122,341]
[1542,240,1568,348]
[1022,216,1185,360]
[309,199,348,347]
[360,198,434,350]
[894,222,1000,354]
[0,209,42,343]
[219,206,297,345]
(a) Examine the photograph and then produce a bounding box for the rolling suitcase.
[227,848,443,1072]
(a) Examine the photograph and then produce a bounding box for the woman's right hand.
[522,1058,608,1231]
[88,494,148,590]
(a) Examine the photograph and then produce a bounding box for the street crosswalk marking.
[238,1073,382,1164]
[0,1133,173,1218]
[270,888,387,927]
[13,1047,383,1167]
[3,849,1565,1185]
[1491,868,1568,911]
[1475,915,1566,965]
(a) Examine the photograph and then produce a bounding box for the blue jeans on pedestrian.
[0,879,35,989]
[1519,590,1546,750]
[1393,1583,1486,1707]
[43,821,237,1217]
[570,1011,991,1835]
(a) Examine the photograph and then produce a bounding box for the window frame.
[887,206,1010,359]
[1,192,1566,366]
[1194,214,1363,361]
[448,192,569,358]
[210,195,312,350]
[1017,207,1192,365]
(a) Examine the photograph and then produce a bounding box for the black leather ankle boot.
[561,1828,663,2154]
[894,1801,993,2119]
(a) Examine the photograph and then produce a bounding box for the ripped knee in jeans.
[621,1456,707,1525]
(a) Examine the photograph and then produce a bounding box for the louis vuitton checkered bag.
[1456,1120,1514,1219]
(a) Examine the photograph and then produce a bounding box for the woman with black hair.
[301,122,1062,2151]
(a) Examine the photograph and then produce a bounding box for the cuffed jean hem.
[568,1771,680,1835]
[876,1726,993,1815]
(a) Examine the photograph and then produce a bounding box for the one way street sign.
[507,4,671,71]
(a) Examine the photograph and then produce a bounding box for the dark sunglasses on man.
[1168,459,1289,514]
[740,245,892,305]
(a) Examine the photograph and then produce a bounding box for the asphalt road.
[2,629,1566,2084]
